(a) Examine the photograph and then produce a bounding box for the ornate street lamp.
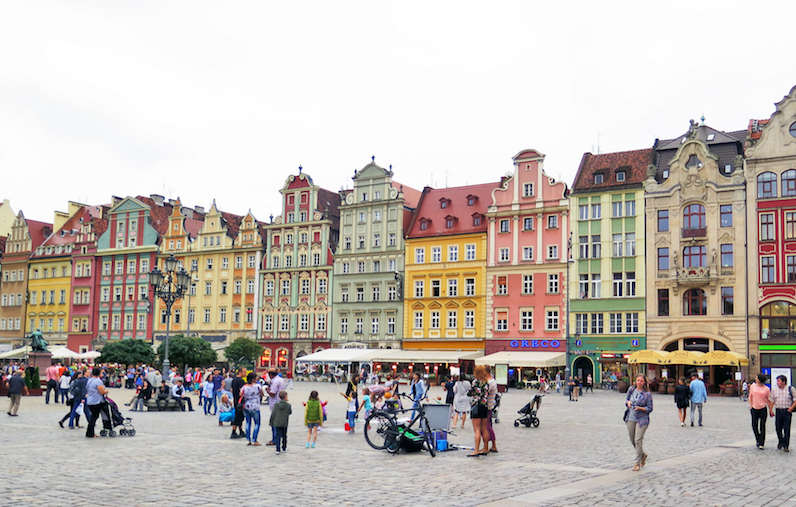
[148,254,190,384]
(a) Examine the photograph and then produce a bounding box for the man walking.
[688,372,707,427]
[45,360,61,404]
[6,370,28,416]
[230,369,246,439]
[769,375,796,452]
[485,365,499,453]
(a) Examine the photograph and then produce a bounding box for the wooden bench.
[143,398,183,411]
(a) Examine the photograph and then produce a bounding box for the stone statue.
[29,330,49,352]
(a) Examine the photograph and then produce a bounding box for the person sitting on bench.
[155,383,171,411]
[171,379,194,411]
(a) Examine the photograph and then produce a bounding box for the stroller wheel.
[119,429,127,436]
[100,429,108,437]
[109,430,117,438]
[532,418,540,428]
[495,418,500,424]
[514,421,519,427]
[128,429,136,437]
[524,419,532,427]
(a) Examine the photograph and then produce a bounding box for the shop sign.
[509,339,560,349]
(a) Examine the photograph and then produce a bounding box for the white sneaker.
[681,422,684,427]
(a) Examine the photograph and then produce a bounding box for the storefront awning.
[475,351,565,368]
[698,351,748,366]
[628,350,668,365]
[370,350,482,364]
[662,350,704,365]
[295,349,381,364]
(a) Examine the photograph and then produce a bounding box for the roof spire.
[372,155,375,162]
[299,165,302,174]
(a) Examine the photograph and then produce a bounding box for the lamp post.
[148,254,191,385]
[564,233,573,397]
[185,268,197,337]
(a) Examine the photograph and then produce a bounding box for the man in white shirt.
[171,379,194,411]
[266,370,286,445]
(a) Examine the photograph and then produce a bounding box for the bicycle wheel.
[364,412,398,450]
[420,417,436,457]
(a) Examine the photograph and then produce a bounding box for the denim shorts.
[307,422,321,429]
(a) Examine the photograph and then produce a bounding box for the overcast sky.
[2,1,794,224]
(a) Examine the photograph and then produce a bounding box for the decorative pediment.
[411,301,426,309]
[445,300,460,308]
[462,300,477,308]
[718,232,734,244]
[428,301,442,309]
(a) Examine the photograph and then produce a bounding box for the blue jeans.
[69,398,84,427]
[274,426,287,451]
[203,395,213,415]
[244,409,261,443]
[213,389,222,414]
[347,410,356,431]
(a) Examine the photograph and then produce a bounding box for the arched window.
[277,348,289,369]
[683,204,706,237]
[683,246,707,267]
[782,170,796,197]
[684,289,707,316]
[758,172,778,198]
[760,301,796,340]
[260,348,272,368]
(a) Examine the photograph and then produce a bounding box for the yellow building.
[403,183,496,352]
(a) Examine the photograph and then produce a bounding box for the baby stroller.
[514,394,542,428]
[100,397,136,437]
[491,393,502,424]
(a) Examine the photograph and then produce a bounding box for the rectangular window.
[221,281,228,295]
[415,248,425,264]
[625,272,636,297]
[612,202,623,218]
[222,257,229,269]
[447,310,457,329]
[318,279,327,294]
[388,285,397,301]
[658,248,669,270]
[316,314,326,331]
[579,205,588,220]
[465,310,474,329]
[206,258,213,270]
[523,246,533,261]
[234,281,242,294]
[414,281,424,298]
[233,308,241,323]
[372,285,380,302]
[625,233,636,256]
[545,310,559,331]
[609,313,622,333]
[127,260,136,274]
[500,219,510,233]
[523,217,534,230]
[590,313,604,334]
[786,212,796,240]
[281,280,290,295]
[625,200,635,217]
[496,312,508,331]
[465,244,476,261]
[339,317,347,334]
[388,233,396,246]
[547,245,558,259]
[547,215,558,229]
[523,275,533,295]
[721,244,733,268]
[263,315,273,332]
[341,288,349,302]
[299,314,308,331]
[579,236,589,259]
[721,205,733,227]
[137,315,147,330]
[499,248,509,262]
[115,261,124,275]
[284,256,293,268]
[591,204,601,219]
[280,315,289,331]
[579,274,589,298]
[301,279,310,295]
[761,214,775,241]
[432,247,441,263]
[625,313,639,333]
[575,314,588,334]
[448,246,459,262]
[547,274,559,294]
[658,289,669,316]
[430,311,440,329]
[658,210,669,232]
[414,311,423,329]
[386,316,395,334]
[299,255,307,267]
[204,309,211,323]
[613,273,623,297]
[272,257,279,269]
[497,276,507,295]
[371,317,379,334]
[465,278,475,296]
[342,262,349,274]
[355,287,365,302]
[788,256,796,283]
[448,279,458,297]
[520,310,533,331]
[761,256,776,283]
[265,280,274,296]
[219,308,227,323]
[612,234,623,257]
[591,235,601,258]
[721,287,734,315]
[523,183,534,197]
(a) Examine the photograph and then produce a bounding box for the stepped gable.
[572,148,654,194]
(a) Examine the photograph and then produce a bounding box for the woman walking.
[749,373,773,450]
[467,365,489,457]
[241,372,265,446]
[452,375,471,429]
[674,377,689,427]
[625,374,653,471]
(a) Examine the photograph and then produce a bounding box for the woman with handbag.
[624,374,653,471]
[467,366,490,457]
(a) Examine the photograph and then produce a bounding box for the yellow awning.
[627,350,667,365]
[698,351,748,366]
[662,350,704,365]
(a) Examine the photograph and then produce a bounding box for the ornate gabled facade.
[259,169,339,372]
[486,150,569,360]
[403,181,499,352]
[332,160,421,350]
[745,85,796,379]
[569,147,652,382]
[0,212,51,346]
[644,121,747,382]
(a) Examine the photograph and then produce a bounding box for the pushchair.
[100,397,136,437]
[491,393,502,424]
[514,394,542,428]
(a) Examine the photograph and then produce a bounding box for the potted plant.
[723,379,735,396]
[657,379,668,394]
[24,368,43,396]
[618,376,630,393]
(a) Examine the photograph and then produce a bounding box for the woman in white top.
[452,375,472,429]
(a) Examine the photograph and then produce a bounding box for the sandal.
[467,453,480,457]
[641,453,648,467]
[632,464,640,471]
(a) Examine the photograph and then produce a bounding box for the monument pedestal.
[28,352,53,387]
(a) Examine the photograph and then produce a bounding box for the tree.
[100,339,156,366]
[156,334,217,372]
[224,337,263,369]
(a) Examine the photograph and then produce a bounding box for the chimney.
[150,194,164,206]
[195,206,205,214]
[183,208,194,219]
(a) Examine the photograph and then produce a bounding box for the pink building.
[485,149,569,356]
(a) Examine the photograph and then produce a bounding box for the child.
[269,390,292,454]
[304,390,323,448]
[356,387,373,421]
[342,389,357,433]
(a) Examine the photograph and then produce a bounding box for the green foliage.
[25,367,40,389]
[223,337,263,368]
[156,334,217,371]
[100,339,156,366]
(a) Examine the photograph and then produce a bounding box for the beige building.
[644,121,748,383]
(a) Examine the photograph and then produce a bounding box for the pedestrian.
[342,387,358,433]
[304,390,323,448]
[452,375,471,429]
[749,373,772,450]
[270,390,292,454]
[409,372,426,418]
[345,374,360,412]
[688,372,707,427]
[242,372,265,446]
[266,369,286,444]
[467,365,489,457]
[59,369,72,402]
[85,367,109,438]
[485,365,499,453]
[286,370,294,390]
[212,369,224,415]
[230,369,246,439]
[568,376,575,401]
[573,376,580,401]
[6,370,28,416]
[443,375,455,406]
[674,376,690,427]
[356,387,373,421]
[68,369,88,428]
[45,360,61,404]
[742,378,749,401]
[769,374,796,452]
[555,372,561,393]
[586,374,594,394]
[130,380,152,412]
[201,375,214,415]
[624,374,653,471]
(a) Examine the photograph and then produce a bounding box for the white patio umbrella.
[49,346,79,359]
[76,350,102,360]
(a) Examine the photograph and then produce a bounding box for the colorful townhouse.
[259,169,339,372]
[485,150,569,362]
[745,85,796,380]
[0,212,51,347]
[403,181,498,353]
[332,160,421,350]
[95,195,170,344]
[644,122,748,383]
[568,148,651,382]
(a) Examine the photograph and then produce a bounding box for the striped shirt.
[769,385,796,410]
[487,378,498,410]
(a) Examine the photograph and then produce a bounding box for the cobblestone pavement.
[1,382,794,506]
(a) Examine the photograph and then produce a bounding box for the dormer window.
[440,198,451,209]
[473,214,482,226]
[686,155,703,170]
[594,173,604,184]
[444,216,457,229]
[466,195,477,206]
[616,171,626,182]
[419,219,430,231]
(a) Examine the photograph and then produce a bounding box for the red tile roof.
[407,182,499,238]
[27,219,53,249]
[391,181,422,209]
[571,148,654,194]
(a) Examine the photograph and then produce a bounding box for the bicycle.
[363,393,436,457]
